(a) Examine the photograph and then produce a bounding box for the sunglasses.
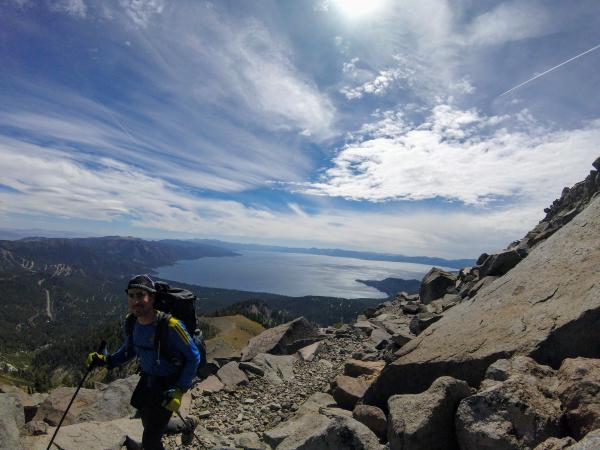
[127,292,148,300]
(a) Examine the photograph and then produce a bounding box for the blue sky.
[1,0,599,258]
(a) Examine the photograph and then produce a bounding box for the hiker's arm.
[168,321,200,391]
[106,334,136,369]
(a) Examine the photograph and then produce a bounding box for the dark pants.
[130,373,179,450]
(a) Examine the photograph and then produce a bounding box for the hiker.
[86,274,201,450]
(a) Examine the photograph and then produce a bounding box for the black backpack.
[125,281,207,371]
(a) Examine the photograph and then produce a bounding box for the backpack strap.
[125,313,136,337]
[154,311,182,366]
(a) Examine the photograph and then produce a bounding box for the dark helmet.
[125,274,156,293]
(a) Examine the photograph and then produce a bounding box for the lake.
[156,250,439,298]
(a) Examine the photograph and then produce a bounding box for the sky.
[1,0,599,259]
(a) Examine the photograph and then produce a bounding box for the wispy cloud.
[49,0,87,18]
[0,135,542,258]
[1,2,336,193]
[296,104,600,206]
[119,0,164,28]
[465,0,555,47]
[333,0,557,104]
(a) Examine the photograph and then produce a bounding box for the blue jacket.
[108,313,201,391]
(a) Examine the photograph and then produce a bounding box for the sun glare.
[333,0,385,18]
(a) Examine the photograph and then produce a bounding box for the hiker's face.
[127,288,154,317]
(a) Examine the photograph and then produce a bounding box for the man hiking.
[87,274,201,450]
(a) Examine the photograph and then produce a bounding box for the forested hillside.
[0,236,382,390]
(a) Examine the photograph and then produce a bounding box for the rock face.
[0,393,24,450]
[364,196,600,406]
[387,376,472,450]
[241,317,320,362]
[456,356,564,450]
[556,358,600,439]
[419,268,457,304]
[517,162,600,253]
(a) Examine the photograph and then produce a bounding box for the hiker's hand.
[86,352,107,368]
[161,388,183,412]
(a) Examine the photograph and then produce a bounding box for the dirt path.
[38,278,53,321]
[45,289,53,321]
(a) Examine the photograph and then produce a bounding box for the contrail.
[499,43,600,97]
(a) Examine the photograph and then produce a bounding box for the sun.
[332,0,385,18]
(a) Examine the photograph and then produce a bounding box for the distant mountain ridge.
[190,239,474,269]
[0,236,238,277]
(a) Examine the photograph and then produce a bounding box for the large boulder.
[409,312,442,335]
[33,386,98,426]
[194,374,225,395]
[241,317,319,362]
[263,392,336,448]
[332,375,370,410]
[477,249,523,278]
[364,197,600,406]
[25,417,143,450]
[353,404,387,439]
[75,375,138,423]
[456,357,564,450]
[533,437,576,450]
[557,358,600,440]
[419,268,457,304]
[344,359,386,378]
[370,328,392,349]
[250,353,296,384]
[0,384,47,422]
[276,415,382,450]
[216,361,249,387]
[0,393,24,450]
[298,342,322,362]
[567,428,600,450]
[387,376,472,450]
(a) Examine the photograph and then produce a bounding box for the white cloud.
[119,0,165,28]
[340,67,414,100]
[297,104,600,207]
[0,136,547,258]
[49,0,87,17]
[466,1,554,47]
[116,4,335,139]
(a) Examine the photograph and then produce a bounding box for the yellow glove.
[86,352,107,368]
[161,388,183,413]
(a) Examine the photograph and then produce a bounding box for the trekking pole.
[176,410,208,449]
[46,340,107,450]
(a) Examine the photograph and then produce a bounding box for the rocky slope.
[3,157,600,450]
